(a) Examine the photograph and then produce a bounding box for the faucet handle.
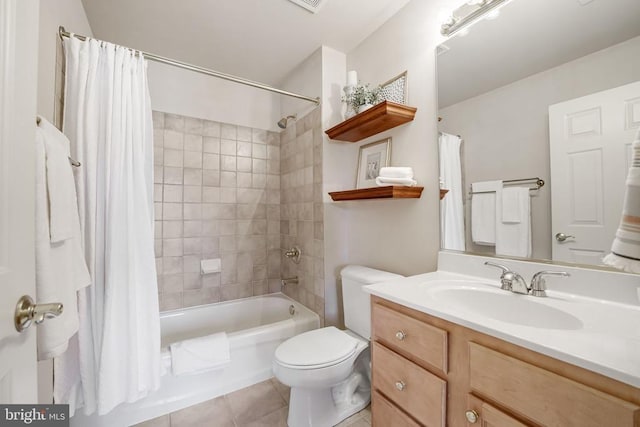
[530,270,570,297]
[484,261,510,274]
[484,261,513,291]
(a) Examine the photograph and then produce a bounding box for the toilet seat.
[275,327,359,370]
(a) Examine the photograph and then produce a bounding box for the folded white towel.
[170,332,230,376]
[496,187,531,258]
[375,176,418,187]
[502,187,523,223]
[35,117,91,360]
[379,167,414,179]
[471,180,502,246]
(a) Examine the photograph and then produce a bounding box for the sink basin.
[426,282,583,330]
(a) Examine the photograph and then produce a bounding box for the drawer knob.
[395,381,405,391]
[395,330,406,340]
[465,410,479,423]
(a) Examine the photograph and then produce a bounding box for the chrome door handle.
[555,232,575,242]
[14,295,63,332]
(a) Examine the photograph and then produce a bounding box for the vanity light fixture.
[441,0,511,37]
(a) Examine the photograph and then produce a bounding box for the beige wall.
[37,0,93,123]
[321,0,458,319]
[439,35,640,260]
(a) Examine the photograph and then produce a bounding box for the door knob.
[555,232,575,242]
[14,295,63,332]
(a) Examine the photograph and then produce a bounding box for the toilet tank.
[341,265,403,339]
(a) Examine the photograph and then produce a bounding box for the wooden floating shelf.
[440,189,449,200]
[329,186,424,201]
[325,101,417,142]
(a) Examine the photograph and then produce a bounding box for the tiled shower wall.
[279,108,325,325]
[152,111,282,311]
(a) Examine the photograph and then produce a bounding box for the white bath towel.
[471,180,502,246]
[379,167,414,179]
[35,117,91,360]
[170,332,230,376]
[496,187,531,258]
[375,176,418,187]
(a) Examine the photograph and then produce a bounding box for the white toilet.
[273,265,403,427]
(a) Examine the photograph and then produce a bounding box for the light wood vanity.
[370,295,640,427]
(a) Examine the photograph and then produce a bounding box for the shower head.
[277,115,297,129]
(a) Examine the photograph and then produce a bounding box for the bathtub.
[71,293,319,427]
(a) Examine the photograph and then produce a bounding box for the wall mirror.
[437,0,640,271]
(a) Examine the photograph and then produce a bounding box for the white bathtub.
[71,293,319,427]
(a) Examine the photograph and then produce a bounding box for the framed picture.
[379,71,408,104]
[356,138,392,189]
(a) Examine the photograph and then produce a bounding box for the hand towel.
[603,128,640,273]
[496,187,531,258]
[36,118,91,360]
[170,332,230,376]
[501,186,522,223]
[379,167,414,179]
[471,180,502,246]
[40,116,77,243]
[375,176,418,187]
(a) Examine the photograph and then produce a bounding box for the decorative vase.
[344,109,356,120]
[357,103,373,113]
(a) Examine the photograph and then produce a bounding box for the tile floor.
[135,378,371,427]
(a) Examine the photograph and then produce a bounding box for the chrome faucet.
[484,261,529,294]
[529,270,570,297]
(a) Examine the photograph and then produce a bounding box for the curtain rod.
[58,26,320,106]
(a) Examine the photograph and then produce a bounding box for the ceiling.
[437,0,640,108]
[80,0,410,86]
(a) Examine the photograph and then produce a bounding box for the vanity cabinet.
[370,296,640,427]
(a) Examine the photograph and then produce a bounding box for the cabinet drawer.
[469,343,640,427]
[372,342,446,426]
[373,390,422,427]
[372,303,448,373]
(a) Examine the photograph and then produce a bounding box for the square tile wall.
[279,108,325,325]
[153,111,282,311]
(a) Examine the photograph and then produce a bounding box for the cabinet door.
[469,343,640,426]
[467,395,529,427]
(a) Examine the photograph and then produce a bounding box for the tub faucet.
[281,276,299,289]
[484,261,529,295]
[530,270,570,297]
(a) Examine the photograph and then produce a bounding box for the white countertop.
[365,269,640,388]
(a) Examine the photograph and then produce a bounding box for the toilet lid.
[275,327,358,369]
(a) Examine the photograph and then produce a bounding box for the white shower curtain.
[59,36,160,415]
[439,133,466,251]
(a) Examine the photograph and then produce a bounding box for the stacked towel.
[35,117,91,360]
[170,332,230,376]
[471,180,502,246]
[604,128,640,273]
[496,187,532,258]
[375,167,417,187]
